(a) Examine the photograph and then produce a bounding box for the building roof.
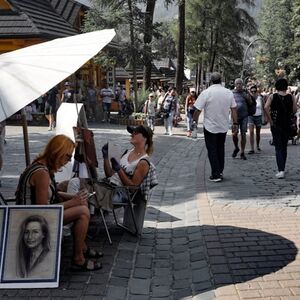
[115,67,132,79]
[0,0,82,39]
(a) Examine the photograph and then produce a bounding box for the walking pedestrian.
[193,72,238,182]
[143,93,156,131]
[44,86,58,131]
[231,78,254,160]
[100,81,114,122]
[248,83,266,154]
[185,88,197,137]
[86,82,98,122]
[161,87,178,136]
[61,82,75,103]
[264,78,297,179]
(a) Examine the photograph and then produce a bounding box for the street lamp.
[241,37,270,79]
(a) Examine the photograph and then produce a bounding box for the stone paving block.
[193,280,213,292]
[172,287,193,300]
[84,284,106,295]
[155,250,170,259]
[106,285,127,299]
[111,268,131,278]
[173,278,191,290]
[191,252,206,262]
[154,259,171,268]
[156,244,171,251]
[173,252,190,261]
[152,275,172,285]
[154,267,171,277]
[174,259,190,270]
[189,240,205,248]
[174,268,191,280]
[134,267,152,279]
[151,285,171,297]
[192,268,211,283]
[173,244,189,253]
[213,274,233,285]
[136,255,153,268]
[191,260,208,270]
[260,288,291,297]
[109,277,129,287]
[129,278,151,295]
[129,295,149,300]
[82,296,103,300]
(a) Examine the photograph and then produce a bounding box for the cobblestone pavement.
[0,121,299,299]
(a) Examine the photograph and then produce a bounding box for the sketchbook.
[108,143,122,162]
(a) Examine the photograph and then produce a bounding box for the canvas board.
[0,205,63,288]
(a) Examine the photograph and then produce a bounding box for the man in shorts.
[232,78,253,160]
[45,86,58,131]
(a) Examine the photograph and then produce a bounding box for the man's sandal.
[84,247,103,258]
[71,259,102,271]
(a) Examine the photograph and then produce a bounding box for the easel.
[55,102,112,245]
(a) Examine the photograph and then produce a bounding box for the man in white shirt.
[193,72,238,182]
[100,82,114,122]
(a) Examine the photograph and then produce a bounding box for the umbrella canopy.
[0,29,116,122]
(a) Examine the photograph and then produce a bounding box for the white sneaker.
[275,171,285,179]
[169,132,173,136]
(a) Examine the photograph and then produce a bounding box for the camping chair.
[111,161,158,237]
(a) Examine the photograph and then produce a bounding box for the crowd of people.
[191,72,299,182]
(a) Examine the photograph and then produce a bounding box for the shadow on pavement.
[202,225,297,286]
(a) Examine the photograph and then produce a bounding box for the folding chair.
[111,162,158,236]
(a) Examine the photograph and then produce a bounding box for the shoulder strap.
[15,163,48,205]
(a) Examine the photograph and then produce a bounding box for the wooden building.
[0,0,108,90]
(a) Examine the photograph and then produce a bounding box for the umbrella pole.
[21,108,30,166]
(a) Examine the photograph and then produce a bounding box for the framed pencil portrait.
[0,205,63,288]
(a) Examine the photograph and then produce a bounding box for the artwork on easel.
[0,205,63,288]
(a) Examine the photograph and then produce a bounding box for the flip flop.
[84,247,103,258]
[71,259,102,271]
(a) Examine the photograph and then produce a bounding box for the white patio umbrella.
[0,29,116,164]
[0,29,115,121]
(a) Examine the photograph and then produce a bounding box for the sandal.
[84,247,103,258]
[71,259,102,271]
[248,150,255,154]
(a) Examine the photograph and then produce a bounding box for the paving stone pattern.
[0,123,299,299]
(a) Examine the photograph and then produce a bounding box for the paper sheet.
[108,143,122,162]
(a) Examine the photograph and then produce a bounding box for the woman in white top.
[67,125,154,211]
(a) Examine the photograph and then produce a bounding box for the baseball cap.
[127,125,153,143]
[149,93,154,97]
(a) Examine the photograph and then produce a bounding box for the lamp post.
[241,38,270,80]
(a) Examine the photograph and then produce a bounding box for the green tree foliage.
[186,0,257,85]
[256,0,294,84]
[288,0,300,82]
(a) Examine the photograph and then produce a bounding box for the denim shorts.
[238,116,248,133]
[248,115,262,128]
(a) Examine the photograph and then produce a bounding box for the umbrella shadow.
[132,224,298,299]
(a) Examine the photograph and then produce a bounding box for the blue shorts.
[238,117,248,134]
[248,115,262,128]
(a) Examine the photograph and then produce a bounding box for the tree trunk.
[128,0,138,112]
[175,0,185,95]
[143,0,156,91]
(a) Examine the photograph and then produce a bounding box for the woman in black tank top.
[265,78,297,179]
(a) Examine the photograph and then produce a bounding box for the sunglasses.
[250,89,257,93]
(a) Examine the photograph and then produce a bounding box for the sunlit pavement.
[0,120,299,299]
